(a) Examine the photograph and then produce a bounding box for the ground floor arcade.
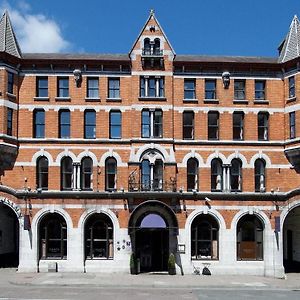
[1,195,300,277]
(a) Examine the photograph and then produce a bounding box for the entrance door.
[0,204,19,268]
[287,229,293,262]
[136,228,169,272]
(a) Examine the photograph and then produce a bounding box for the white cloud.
[0,1,70,53]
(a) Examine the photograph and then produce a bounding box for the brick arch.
[77,150,98,167]
[99,150,126,167]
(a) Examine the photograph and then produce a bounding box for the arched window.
[84,213,113,259]
[141,159,151,190]
[144,38,151,55]
[105,157,117,191]
[153,159,163,190]
[237,214,264,260]
[81,157,93,190]
[211,159,223,192]
[255,159,266,192]
[230,159,242,192]
[36,156,48,190]
[187,158,198,191]
[154,38,160,55]
[61,157,73,190]
[39,213,67,259]
[191,214,219,260]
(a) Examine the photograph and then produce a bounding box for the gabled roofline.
[129,9,176,56]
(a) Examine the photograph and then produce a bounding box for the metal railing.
[128,177,176,192]
[142,48,163,56]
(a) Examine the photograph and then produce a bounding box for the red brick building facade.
[1,10,300,276]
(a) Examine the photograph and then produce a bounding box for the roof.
[175,55,278,64]
[278,15,300,63]
[129,9,175,55]
[22,53,130,61]
[0,10,22,58]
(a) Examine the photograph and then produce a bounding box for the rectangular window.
[233,112,244,140]
[290,111,296,139]
[289,76,295,98]
[234,80,246,100]
[7,72,14,94]
[57,77,69,97]
[183,111,194,139]
[258,112,269,141]
[36,77,48,97]
[7,108,13,136]
[208,112,219,140]
[59,110,70,138]
[84,110,96,139]
[205,79,216,99]
[184,79,196,99]
[108,78,120,99]
[141,109,163,138]
[140,76,164,98]
[110,111,121,139]
[33,110,45,138]
[255,80,266,100]
[87,77,99,98]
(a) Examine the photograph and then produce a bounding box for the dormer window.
[154,38,160,55]
[144,38,151,55]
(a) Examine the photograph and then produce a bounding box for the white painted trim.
[21,73,131,78]
[174,75,282,80]
[55,150,78,164]
[132,71,173,76]
[131,104,172,111]
[133,143,170,163]
[249,153,272,168]
[19,104,132,112]
[99,150,127,167]
[226,152,248,167]
[280,199,300,232]
[175,106,283,114]
[31,149,54,166]
[206,152,227,166]
[77,150,98,167]
[0,99,18,110]
[230,209,272,231]
[178,151,205,168]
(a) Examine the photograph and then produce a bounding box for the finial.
[150,9,155,16]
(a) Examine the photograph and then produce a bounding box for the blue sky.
[1,0,300,57]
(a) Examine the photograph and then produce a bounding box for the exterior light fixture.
[73,69,82,87]
[222,71,230,89]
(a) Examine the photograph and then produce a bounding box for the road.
[0,285,300,300]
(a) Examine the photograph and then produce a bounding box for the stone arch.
[32,150,54,166]
[226,152,248,167]
[249,153,272,168]
[55,150,77,164]
[99,150,126,167]
[128,200,178,235]
[134,144,170,163]
[206,152,227,167]
[230,209,271,231]
[78,208,119,261]
[179,152,204,168]
[77,150,98,167]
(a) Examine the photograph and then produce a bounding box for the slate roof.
[175,55,277,64]
[278,15,300,63]
[22,53,130,61]
[0,11,22,58]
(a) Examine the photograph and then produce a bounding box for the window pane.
[110,111,121,138]
[34,110,45,138]
[183,112,194,139]
[87,78,99,98]
[85,111,96,139]
[142,110,150,137]
[59,111,70,138]
[205,80,216,99]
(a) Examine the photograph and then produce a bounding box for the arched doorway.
[128,201,178,273]
[283,206,300,272]
[0,203,19,268]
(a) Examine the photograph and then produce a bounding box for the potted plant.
[130,253,137,275]
[168,253,176,275]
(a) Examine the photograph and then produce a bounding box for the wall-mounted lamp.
[222,71,230,89]
[205,197,212,208]
[73,69,82,87]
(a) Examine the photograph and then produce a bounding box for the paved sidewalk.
[1,269,300,290]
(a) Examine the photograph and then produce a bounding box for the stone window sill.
[85,97,101,102]
[55,97,71,101]
[233,99,249,104]
[34,97,49,101]
[106,98,122,102]
[254,99,269,105]
[204,99,219,104]
[286,96,296,103]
